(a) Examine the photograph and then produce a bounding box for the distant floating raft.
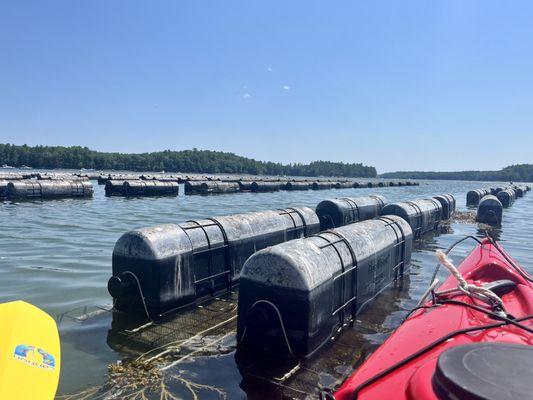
[333,182,353,189]
[251,182,283,192]
[284,182,310,191]
[104,180,127,196]
[5,180,93,200]
[312,182,332,190]
[237,215,413,358]
[109,207,320,316]
[98,174,140,184]
[0,180,8,199]
[141,174,181,182]
[123,180,179,197]
[184,180,240,195]
[0,173,24,181]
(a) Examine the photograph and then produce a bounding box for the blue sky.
[1,1,532,172]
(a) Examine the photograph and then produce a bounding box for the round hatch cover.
[434,342,533,400]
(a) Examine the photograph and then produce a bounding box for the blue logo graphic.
[13,344,56,370]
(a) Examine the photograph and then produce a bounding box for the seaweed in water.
[57,336,230,400]
[57,358,227,400]
[57,309,236,400]
[451,211,477,224]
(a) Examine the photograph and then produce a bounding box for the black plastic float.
[432,194,456,220]
[251,181,283,192]
[333,182,354,189]
[381,198,443,238]
[466,189,489,207]
[108,207,320,315]
[236,215,413,358]
[184,180,240,195]
[6,180,93,200]
[315,195,387,230]
[496,189,516,207]
[284,182,310,191]
[312,182,333,190]
[476,195,503,225]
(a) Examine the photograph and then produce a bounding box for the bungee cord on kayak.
[435,249,505,312]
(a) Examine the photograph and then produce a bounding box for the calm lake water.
[1,175,532,399]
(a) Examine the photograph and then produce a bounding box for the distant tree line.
[0,144,377,177]
[380,164,533,183]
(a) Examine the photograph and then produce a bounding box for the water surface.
[1,177,531,399]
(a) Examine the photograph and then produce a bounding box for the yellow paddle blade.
[0,301,61,400]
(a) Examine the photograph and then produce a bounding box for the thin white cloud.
[282,85,290,91]
[241,93,251,99]
[267,67,273,72]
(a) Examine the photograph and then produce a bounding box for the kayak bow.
[333,238,533,400]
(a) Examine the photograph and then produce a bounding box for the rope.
[121,271,158,324]
[429,236,483,285]
[435,250,505,311]
[160,331,234,371]
[239,299,295,357]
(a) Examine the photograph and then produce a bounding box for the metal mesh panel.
[118,292,238,351]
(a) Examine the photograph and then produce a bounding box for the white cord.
[435,250,505,310]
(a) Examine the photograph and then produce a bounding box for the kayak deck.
[334,239,533,400]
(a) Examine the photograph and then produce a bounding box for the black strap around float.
[377,216,407,277]
[315,230,358,322]
[340,197,360,224]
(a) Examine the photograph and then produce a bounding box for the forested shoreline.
[0,144,376,177]
[380,164,533,182]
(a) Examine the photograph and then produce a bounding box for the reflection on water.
[1,176,532,399]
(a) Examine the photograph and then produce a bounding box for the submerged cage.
[109,207,320,316]
[237,215,413,358]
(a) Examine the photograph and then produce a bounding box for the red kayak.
[332,237,533,400]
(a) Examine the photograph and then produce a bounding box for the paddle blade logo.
[13,344,56,370]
